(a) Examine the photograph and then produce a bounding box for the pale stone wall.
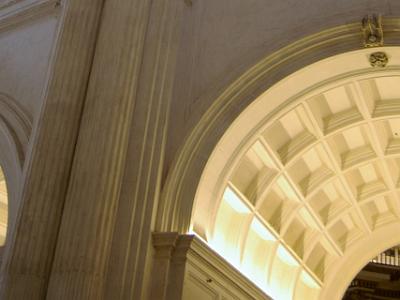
[0,16,58,119]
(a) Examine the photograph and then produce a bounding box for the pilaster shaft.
[103,1,184,299]
[0,1,105,299]
[150,233,194,300]
[45,0,154,298]
[149,233,271,300]
[150,232,180,300]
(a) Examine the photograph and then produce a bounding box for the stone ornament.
[362,14,384,48]
[369,51,389,67]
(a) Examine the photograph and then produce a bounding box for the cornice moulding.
[187,235,271,300]
[152,233,271,299]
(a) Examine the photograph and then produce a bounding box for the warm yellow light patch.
[277,244,299,267]
[0,167,7,246]
[223,186,250,213]
[301,270,320,289]
[250,218,276,241]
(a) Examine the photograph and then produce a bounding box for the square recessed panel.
[374,77,400,100]
[305,242,329,281]
[308,180,350,226]
[282,209,321,260]
[361,77,400,117]
[344,161,388,202]
[374,119,400,155]
[327,124,376,170]
[231,143,279,204]
[287,144,334,197]
[257,175,301,233]
[327,211,364,251]
[360,195,398,229]
[384,158,400,188]
[262,105,317,165]
[307,85,363,134]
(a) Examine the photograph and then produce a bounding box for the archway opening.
[189,47,400,299]
[344,245,400,299]
[0,166,8,247]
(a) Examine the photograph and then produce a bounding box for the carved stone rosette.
[369,51,388,67]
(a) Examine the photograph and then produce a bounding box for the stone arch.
[157,19,400,233]
[157,20,400,300]
[0,93,31,249]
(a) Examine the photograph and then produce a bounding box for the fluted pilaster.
[103,1,185,299]
[0,1,105,299]
[45,0,157,298]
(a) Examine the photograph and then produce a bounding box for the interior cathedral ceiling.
[185,14,400,299]
[197,74,400,300]
[1,2,400,298]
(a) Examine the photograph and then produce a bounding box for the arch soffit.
[0,92,32,169]
[158,18,400,233]
[0,92,32,235]
[189,66,400,299]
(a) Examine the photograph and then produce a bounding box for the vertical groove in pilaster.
[0,1,105,299]
[103,1,185,299]
[45,0,154,298]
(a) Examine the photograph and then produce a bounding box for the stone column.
[0,1,105,299]
[45,0,177,298]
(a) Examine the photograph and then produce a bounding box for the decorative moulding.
[0,0,21,10]
[187,235,271,299]
[0,93,32,167]
[0,0,59,33]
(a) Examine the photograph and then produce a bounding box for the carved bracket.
[362,14,383,47]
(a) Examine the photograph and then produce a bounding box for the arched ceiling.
[190,47,400,300]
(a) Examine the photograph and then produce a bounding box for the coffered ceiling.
[194,73,400,300]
